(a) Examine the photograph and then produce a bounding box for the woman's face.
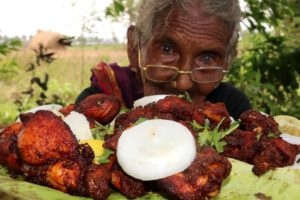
[139,6,232,103]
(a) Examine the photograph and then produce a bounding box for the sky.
[0,0,129,42]
[0,0,247,43]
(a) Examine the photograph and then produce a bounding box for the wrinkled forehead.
[149,5,232,46]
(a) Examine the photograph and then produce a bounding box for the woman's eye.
[200,53,215,64]
[161,42,174,54]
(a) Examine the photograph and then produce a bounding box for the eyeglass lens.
[144,65,224,83]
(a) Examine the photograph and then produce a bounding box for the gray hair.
[134,0,241,65]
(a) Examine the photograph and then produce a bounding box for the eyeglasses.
[142,64,228,84]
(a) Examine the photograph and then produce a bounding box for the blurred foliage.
[13,45,69,114]
[0,38,22,55]
[105,0,139,24]
[228,0,300,117]
[0,38,22,80]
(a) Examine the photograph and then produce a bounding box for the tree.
[228,0,300,117]
[105,0,139,25]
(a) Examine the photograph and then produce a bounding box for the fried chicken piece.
[76,94,121,125]
[0,122,23,174]
[85,164,112,200]
[157,147,231,200]
[46,160,84,193]
[17,110,79,165]
[192,105,206,126]
[200,102,231,130]
[114,104,154,129]
[111,165,147,199]
[105,105,155,150]
[253,137,299,175]
[154,96,194,121]
[240,110,280,136]
[19,112,35,123]
[22,159,86,195]
[222,129,258,163]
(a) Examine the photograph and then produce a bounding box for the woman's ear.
[127,25,139,71]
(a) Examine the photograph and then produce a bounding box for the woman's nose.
[175,57,194,91]
[175,73,193,92]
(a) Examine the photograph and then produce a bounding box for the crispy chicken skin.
[223,129,258,163]
[154,96,195,121]
[46,160,84,193]
[157,147,231,200]
[17,110,79,165]
[240,110,281,136]
[223,111,300,175]
[252,137,299,175]
[85,164,112,200]
[0,122,23,174]
[111,165,147,199]
[200,102,231,130]
[22,160,87,195]
[76,93,121,125]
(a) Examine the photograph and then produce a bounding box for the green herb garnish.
[133,117,148,126]
[267,132,278,138]
[120,107,129,113]
[91,121,114,140]
[194,118,240,153]
[96,149,114,164]
[178,92,192,102]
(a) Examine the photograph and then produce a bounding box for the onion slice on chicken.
[63,111,93,141]
[117,119,196,181]
[133,95,168,108]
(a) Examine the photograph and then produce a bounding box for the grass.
[0,44,128,126]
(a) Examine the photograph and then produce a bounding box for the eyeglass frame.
[137,35,229,84]
[141,64,228,84]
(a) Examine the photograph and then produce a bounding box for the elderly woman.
[76,0,251,119]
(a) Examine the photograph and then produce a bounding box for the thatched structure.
[29,30,73,54]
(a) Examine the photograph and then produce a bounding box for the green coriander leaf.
[96,149,114,164]
[120,107,129,113]
[133,117,147,126]
[220,121,240,138]
[256,133,262,141]
[91,122,114,140]
[184,91,192,102]
[196,118,239,153]
[267,132,278,138]
[190,120,203,131]
[198,128,211,146]
[178,92,192,102]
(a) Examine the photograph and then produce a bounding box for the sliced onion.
[133,95,168,108]
[63,111,93,141]
[117,119,196,181]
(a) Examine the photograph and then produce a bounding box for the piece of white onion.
[25,104,63,114]
[63,111,93,141]
[133,95,169,108]
[117,119,196,181]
